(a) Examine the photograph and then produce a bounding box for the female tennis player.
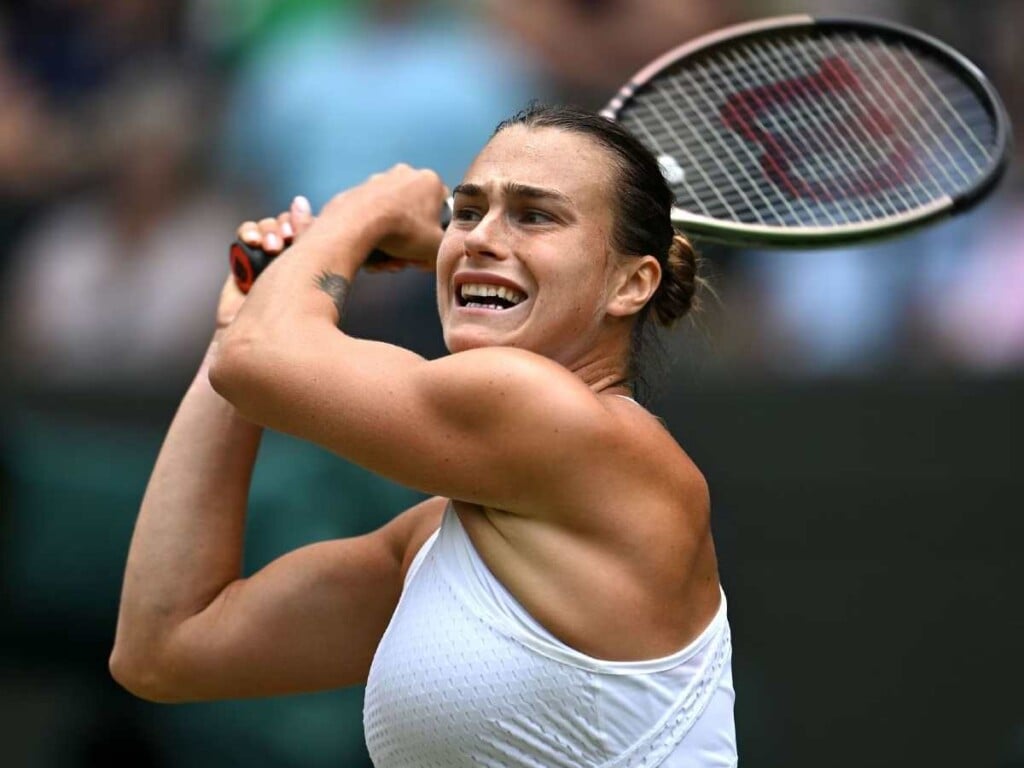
[111,104,736,767]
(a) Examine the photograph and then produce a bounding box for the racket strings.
[663,74,782,224]
[840,37,974,191]
[889,40,990,167]
[694,48,820,223]
[619,29,998,229]
[797,38,936,213]
[764,37,954,218]
[730,42,883,223]
[627,55,877,226]
[865,38,991,182]
[632,90,746,222]
[764,38,938,217]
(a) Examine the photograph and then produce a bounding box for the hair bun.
[653,231,702,325]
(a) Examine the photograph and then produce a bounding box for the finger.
[277,212,294,242]
[258,217,284,253]
[290,195,314,236]
[237,221,261,245]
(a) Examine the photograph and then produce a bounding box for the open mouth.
[457,283,527,311]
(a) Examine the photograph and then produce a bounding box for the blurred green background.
[0,0,1021,766]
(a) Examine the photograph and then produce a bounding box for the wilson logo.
[719,55,914,202]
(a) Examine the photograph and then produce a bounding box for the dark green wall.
[2,377,1021,766]
[655,378,1024,767]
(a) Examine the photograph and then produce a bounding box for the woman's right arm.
[110,203,438,702]
[110,329,439,702]
[110,331,259,700]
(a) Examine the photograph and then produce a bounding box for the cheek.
[540,267,604,328]
[436,230,459,269]
[435,234,461,303]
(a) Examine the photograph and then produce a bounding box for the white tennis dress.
[363,505,737,768]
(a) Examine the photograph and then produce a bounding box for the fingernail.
[293,195,311,214]
[281,221,294,238]
[242,227,260,243]
[265,233,281,250]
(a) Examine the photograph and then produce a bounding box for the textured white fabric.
[364,505,736,767]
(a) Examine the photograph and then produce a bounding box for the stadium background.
[0,0,1020,766]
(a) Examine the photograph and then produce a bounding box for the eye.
[452,206,483,223]
[520,209,553,225]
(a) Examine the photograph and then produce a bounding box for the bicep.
[214,332,613,509]
[159,500,439,700]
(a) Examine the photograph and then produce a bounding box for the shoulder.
[434,349,703,517]
[421,346,612,433]
[596,395,710,510]
[425,345,580,391]
[433,347,628,460]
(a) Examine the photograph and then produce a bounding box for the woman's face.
[436,125,623,365]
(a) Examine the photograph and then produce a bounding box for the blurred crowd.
[0,0,1019,766]
[1,0,1022,396]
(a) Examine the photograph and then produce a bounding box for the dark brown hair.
[495,103,703,398]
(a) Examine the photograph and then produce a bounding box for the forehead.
[462,125,618,208]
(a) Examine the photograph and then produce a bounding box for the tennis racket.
[231,14,1011,290]
[602,14,1011,247]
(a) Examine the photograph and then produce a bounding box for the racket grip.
[230,241,394,293]
[229,197,454,294]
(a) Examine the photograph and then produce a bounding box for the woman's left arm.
[212,167,618,512]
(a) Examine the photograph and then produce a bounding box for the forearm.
[209,172,450,490]
[219,173,434,347]
[226,222,373,336]
[112,335,262,679]
[210,226,428,438]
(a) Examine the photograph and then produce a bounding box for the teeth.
[459,282,526,306]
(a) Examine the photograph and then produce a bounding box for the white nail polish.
[293,195,311,214]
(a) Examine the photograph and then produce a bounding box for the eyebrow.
[452,182,573,206]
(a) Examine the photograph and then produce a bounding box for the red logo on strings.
[719,56,913,202]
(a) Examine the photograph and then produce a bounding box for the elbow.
[210,324,302,428]
[208,330,263,412]
[108,645,190,704]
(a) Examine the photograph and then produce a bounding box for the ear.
[606,255,661,318]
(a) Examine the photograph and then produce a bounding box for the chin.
[445,330,496,354]
[443,325,519,354]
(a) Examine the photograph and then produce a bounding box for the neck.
[561,317,636,396]
[566,349,631,397]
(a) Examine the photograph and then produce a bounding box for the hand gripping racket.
[231,15,1011,290]
[602,14,1011,247]
[229,201,453,293]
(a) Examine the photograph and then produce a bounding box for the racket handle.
[230,241,395,293]
[230,197,454,294]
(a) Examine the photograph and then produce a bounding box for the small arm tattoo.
[315,270,351,327]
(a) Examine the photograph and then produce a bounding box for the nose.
[463,209,510,262]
